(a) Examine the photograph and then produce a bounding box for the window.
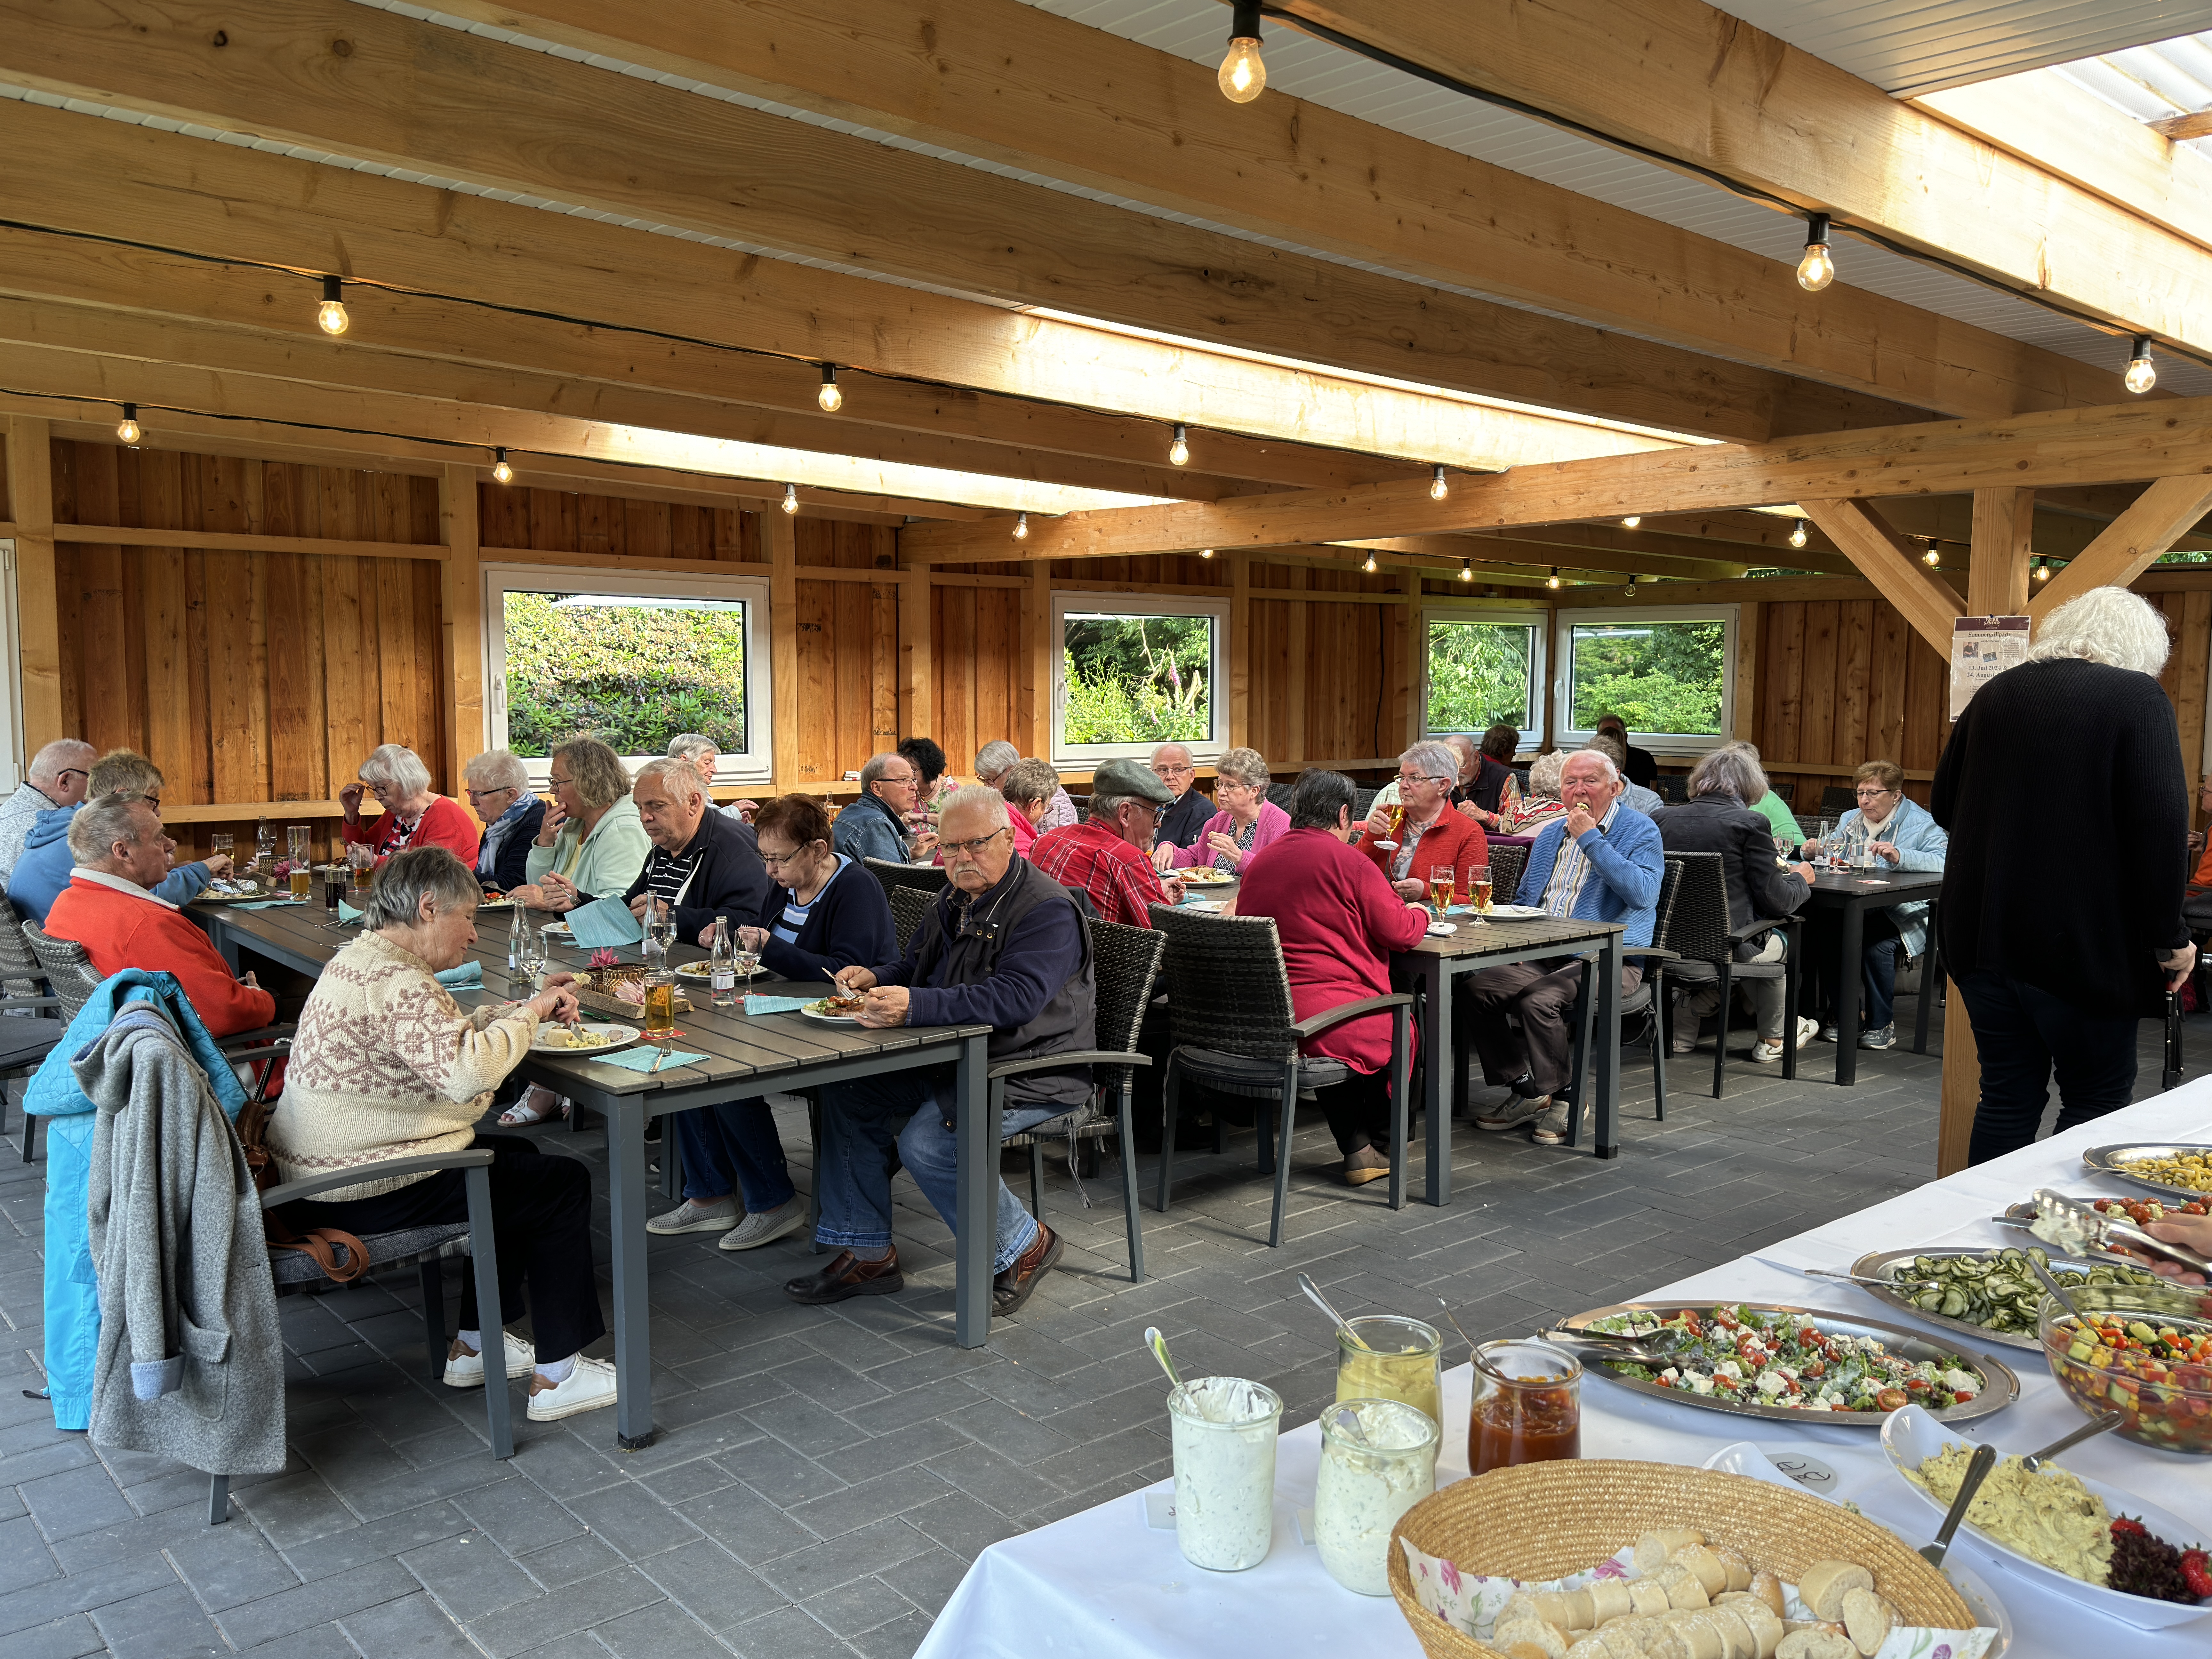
[1051,594,1228,764]
[1553,605,1738,753]
[1423,606,1545,748]
[482,563,773,786]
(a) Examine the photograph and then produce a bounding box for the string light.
[1362,552,1378,573]
[781,483,799,515]
[817,364,843,412]
[1168,423,1190,468]
[1789,518,1809,551]
[491,446,513,485]
[1430,466,1449,501]
[2125,334,2157,395]
[1199,547,1214,560]
[1922,540,1941,566]
[1012,512,1029,541]
[1218,0,1265,102]
[316,275,349,336]
[1622,515,1641,529]
[2032,558,2050,584]
[1622,577,1639,598]
[1796,213,1835,293]
[1458,558,1473,581]
[115,402,141,445]
[1546,567,1561,590]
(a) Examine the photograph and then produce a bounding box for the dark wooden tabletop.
[1802,869,1943,901]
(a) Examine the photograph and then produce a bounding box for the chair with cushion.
[1657,850,1802,1101]
[1146,903,1413,1246]
[21,919,100,1023]
[863,855,949,912]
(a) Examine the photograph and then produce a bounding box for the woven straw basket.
[578,964,690,1020]
[1387,1461,1973,1659]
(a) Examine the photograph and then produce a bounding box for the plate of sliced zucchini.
[1847,1244,2163,1350]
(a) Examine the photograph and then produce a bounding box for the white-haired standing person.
[1935,585,2195,1164]
[341,743,481,864]
[0,738,93,883]
[462,749,545,893]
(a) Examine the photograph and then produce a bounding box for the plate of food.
[803,992,867,1023]
[674,960,720,981]
[1177,867,1236,886]
[199,878,271,902]
[1847,1245,2165,1350]
[477,891,515,909]
[1559,1301,2017,1425]
[540,920,573,938]
[1883,1402,2212,1629]
[2082,1143,2212,1201]
[1484,903,1550,920]
[532,1022,640,1055]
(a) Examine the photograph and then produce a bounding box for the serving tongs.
[2031,1187,2212,1278]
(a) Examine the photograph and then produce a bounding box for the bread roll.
[1495,1617,1570,1659]
[1567,1640,1614,1659]
[1595,1626,1651,1659]
[1628,1579,1673,1616]
[1523,1591,1591,1631]
[1672,1545,1729,1597]
[1775,1633,1857,1659]
[1713,1549,1754,1593]
[1748,1571,1786,1618]
[1700,1606,1756,1659]
[1720,1599,1783,1659]
[1503,1647,1554,1659]
[1637,1529,1709,1573]
[1652,1563,1711,1610]
[1590,1579,1636,1623]
[1838,1589,1895,1658]
[1797,1563,1873,1623]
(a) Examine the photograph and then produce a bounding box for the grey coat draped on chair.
[83,1003,286,1474]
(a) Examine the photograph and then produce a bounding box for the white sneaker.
[718,1196,808,1252]
[646,1197,738,1235]
[526,1355,619,1421]
[443,1329,535,1389]
[1793,1016,1821,1050]
[1750,1037,1785,1064]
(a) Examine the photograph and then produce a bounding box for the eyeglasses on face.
[1153,763,1194,777]
[940,827,1010,857]
[1396,772,1450,787]
[758,842,823,867]
[56,768,87,783]
[1854,786,1895,800]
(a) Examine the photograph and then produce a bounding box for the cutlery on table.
[2021,1409,2123,1473]
[1752,1256,1934,1292]
[1534,1328,1688,1367]
[1296,1273,1371,1350]
[1919,1441,1998,1568]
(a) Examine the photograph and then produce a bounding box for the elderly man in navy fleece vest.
[786,785,1095,1320]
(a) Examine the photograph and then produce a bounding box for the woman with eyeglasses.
[1156,746,1287,874]
[1360,740,1489,902]
[1799,758,1947,1052]
[653,794,894,1254]
[462,749,545,893]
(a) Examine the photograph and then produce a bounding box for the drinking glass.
[647,902,677,956]
[1772,834,1796,862]
[1468,862,1493,918]
[322,862,343,915]
[1427,864,1455,918]
[287,827,312,898]
[734,945,760,990]
[210,831,234,877]
[347,842,375,896]
[1469,1339,1582,1475]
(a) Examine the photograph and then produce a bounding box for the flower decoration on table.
[589,947,620,970]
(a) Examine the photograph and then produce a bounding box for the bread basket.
[1387,1461,1973,1659]
[576,963,690,1020]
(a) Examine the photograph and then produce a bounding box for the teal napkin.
[590,1046,707,1072]
[339,898,363,924]
[435,962,484,989]
[567,895,644,949]
[743,993,814,1015]
[232,899,306,910]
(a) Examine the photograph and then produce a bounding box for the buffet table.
[915,1083,2212,1658]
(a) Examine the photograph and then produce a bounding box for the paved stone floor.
[1,998,2197,1658]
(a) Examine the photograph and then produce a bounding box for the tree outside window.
[1060,613,1214,746]
[1427,619,1536,733]
[1567,619,1727,736]
[501,592,748,758]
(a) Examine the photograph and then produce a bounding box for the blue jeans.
[1958,970,2139,1165]
[670,1102,796,1212]
[814,1069,1070,1273]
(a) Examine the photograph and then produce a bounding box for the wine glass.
[647,900,677,956]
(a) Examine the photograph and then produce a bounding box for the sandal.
[497,1085,570,1127]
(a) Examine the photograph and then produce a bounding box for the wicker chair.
[1146,903,1414,1246]
[888,884,934,954]
[1353,787,1379,822]
[1658,850,1803,1101]
[1820,785,1859,816]
[1649,774,1689,804]
[21,919,100,1022]
[1003,918,1164,1281]
[1766,781,1795,809]
[0,892,65,1159]
[1266,781,1296,814]
[1486,844,1528,907]
[863,854,948,911]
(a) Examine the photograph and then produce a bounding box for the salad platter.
[1847,1245,2165,1350]
[2082,1142,2212,1201]
[1557,1301,2018,1426]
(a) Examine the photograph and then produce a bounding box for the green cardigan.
[523,796,652,901]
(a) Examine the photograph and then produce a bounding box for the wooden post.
[769,507,798,785]
[1734,600,1761,746]
[1229,553,1252,749]
[899,561,933,742]
[4,416,60,757]
[1285,565,1309,764]
[1938,996,1978,1175]
[437,462,484,794]
[1399,569,1422,750]
[1022,559,1052,760]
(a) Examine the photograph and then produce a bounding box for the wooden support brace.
[4,415,59,756]
[1966,487,2035,619]
[2028,475,2212,623]
[1022,560,1052,761]
[1799,499,1963,654]
[768,509,798,787]
[437,463,484,795]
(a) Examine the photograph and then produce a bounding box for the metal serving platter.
[2081,1142,2212,1204]
[1559,1301,2019,1426]
[1847,1246,2159,1352]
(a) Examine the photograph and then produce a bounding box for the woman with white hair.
[1490,749,1570,836]
[1933,585,2195,1163]
[341,743,481,864]
[1360,740,1488,900]
[462,749,545,893]
[1158,745,1287,873]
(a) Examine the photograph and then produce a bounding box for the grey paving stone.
[638,1535,785,1632]
[804,1572,915,1637]
[4,1614,105,1659]
[455,1478,589,1556]
[288,1499,474,1582]
[849,1609,933,1659]
[216,1558,418,1650]
[568,1479,705,1561]
[725,1602,863,1659]
[0,1513,58,1593]
[590,1595,735,1659]
[337,1587,485,1658]
[675,1481,818,1566]
[876,1543,969,1618]
[784,1465,949,1541]
[233,1620,363,1658]
[17,1462,132,1541]
[165,1521,307,1613]
[515,1530,626,1591]
[0,1554,180,1639]
[236,1470,362,1551]
[399,1531,543,1621]
[750,1515,935,1603]
[463,1563,665,1659]
[892,1489,1020,1565]
[88,1583,229,1659]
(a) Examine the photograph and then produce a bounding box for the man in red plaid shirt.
[1030,758,1187,927]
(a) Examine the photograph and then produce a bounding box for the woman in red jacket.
[1361,740,1489,902]
[1234,769,1432,1187]
[341,743,482,864]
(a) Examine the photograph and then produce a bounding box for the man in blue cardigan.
[1465,750,1664,1144]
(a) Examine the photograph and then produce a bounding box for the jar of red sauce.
[1469,1339,1582,1475]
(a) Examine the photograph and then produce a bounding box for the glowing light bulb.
[1458,559,1473,581]
[1013,512,1030,541]
[818,365,843,412]
[491,447,513,485]
[2032,559,2049,583]
[1796,213,1834,293]
[1430,466,1449,501]
[781,483,799,515]
[1622,579,1639,598]
[1199,547,1214,560]
[1922,542,1941,566]
[1546,568,1561,590]
[316,275,349,336]
[1218,3,1265,104]
[1789,518,1809,551]
[1362,553,1378,573]
[2125,335,2157,395]
[1622,515,1641,529]
[116,403,141,446]
[1168,423,1190,468]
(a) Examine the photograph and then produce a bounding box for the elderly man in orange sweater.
[44,793,275,1038]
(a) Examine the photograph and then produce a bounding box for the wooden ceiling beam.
[1799,499,1962,653]
[2028,475,2212,620]
[1273,0,2212,353]
[1467,519,1858,577]
[900,395,2212,565]
[1335,535,1749,582]
[421,0,2116,428]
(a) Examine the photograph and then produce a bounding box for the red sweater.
[341,794,482,865]
[1235,829,1429,1074]
[46,876,276,1038]
[1360,807,1490,898]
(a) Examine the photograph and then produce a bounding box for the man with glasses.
[0,738,95,884]
[833,751,938,865]
[1030,759,1185,927]
[1149,742,1213,850]
[9,749,230,925]
[1799,759,1948,1052]
[788,785,1095,1317]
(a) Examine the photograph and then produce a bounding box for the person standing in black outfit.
[1932,587,2197,1163]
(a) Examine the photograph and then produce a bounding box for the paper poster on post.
[1949,616,2030,720]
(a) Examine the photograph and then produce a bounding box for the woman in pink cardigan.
[1156,747,1287,874]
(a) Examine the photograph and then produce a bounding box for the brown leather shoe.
[992,1224,1062,1318]
[1340,1144,1390,1186]
[783,1249,903,1306]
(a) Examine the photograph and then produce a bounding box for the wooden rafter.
[1336,535,1750,583]
[2029,476,2212,621]
[1967,488,2034,619]
[1798,499,1961,653]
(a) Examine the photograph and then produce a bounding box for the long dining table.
[189,896,993,1449]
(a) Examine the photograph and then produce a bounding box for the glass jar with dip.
[1315,1398,1439,1595]
[1469,1339,1581,1474]
[1335,1315,1443,1430]
[1166,1377,1282,1572]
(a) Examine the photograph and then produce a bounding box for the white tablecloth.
[916,1083,2212,1658]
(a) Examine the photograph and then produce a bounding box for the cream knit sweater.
[269,931,542,1201]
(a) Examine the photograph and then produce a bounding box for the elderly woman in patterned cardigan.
[264,848,619,1423]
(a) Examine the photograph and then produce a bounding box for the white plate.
[540,921,573,937]
[1485,903,1549,920]
[801,1007,863,1024]
[531,1022,641,1055]
[1882,1403,2212,1630]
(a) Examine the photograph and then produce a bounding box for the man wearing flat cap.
[1028,757,1187,927]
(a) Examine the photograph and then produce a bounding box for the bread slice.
[1589,1578,1636,1624]
[1713,1549,1754,1593]
[1775,1632,1858,1659]
[1672,1545,1730,1597]
[1651,1563,1711,1610]
[1636,1529,1709,1573]
[1700,1605,1758,1659]
[1495,1617,1570,1659]
[1628,1579,1673,1616]
[1838,1589,1895,1658]
[1797,1563,1873,1623]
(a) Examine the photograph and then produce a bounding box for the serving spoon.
[1298,1273,1372,1350]
[1920,1442,1999,1568]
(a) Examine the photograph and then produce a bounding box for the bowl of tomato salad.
[2040,1283,2212,1455]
